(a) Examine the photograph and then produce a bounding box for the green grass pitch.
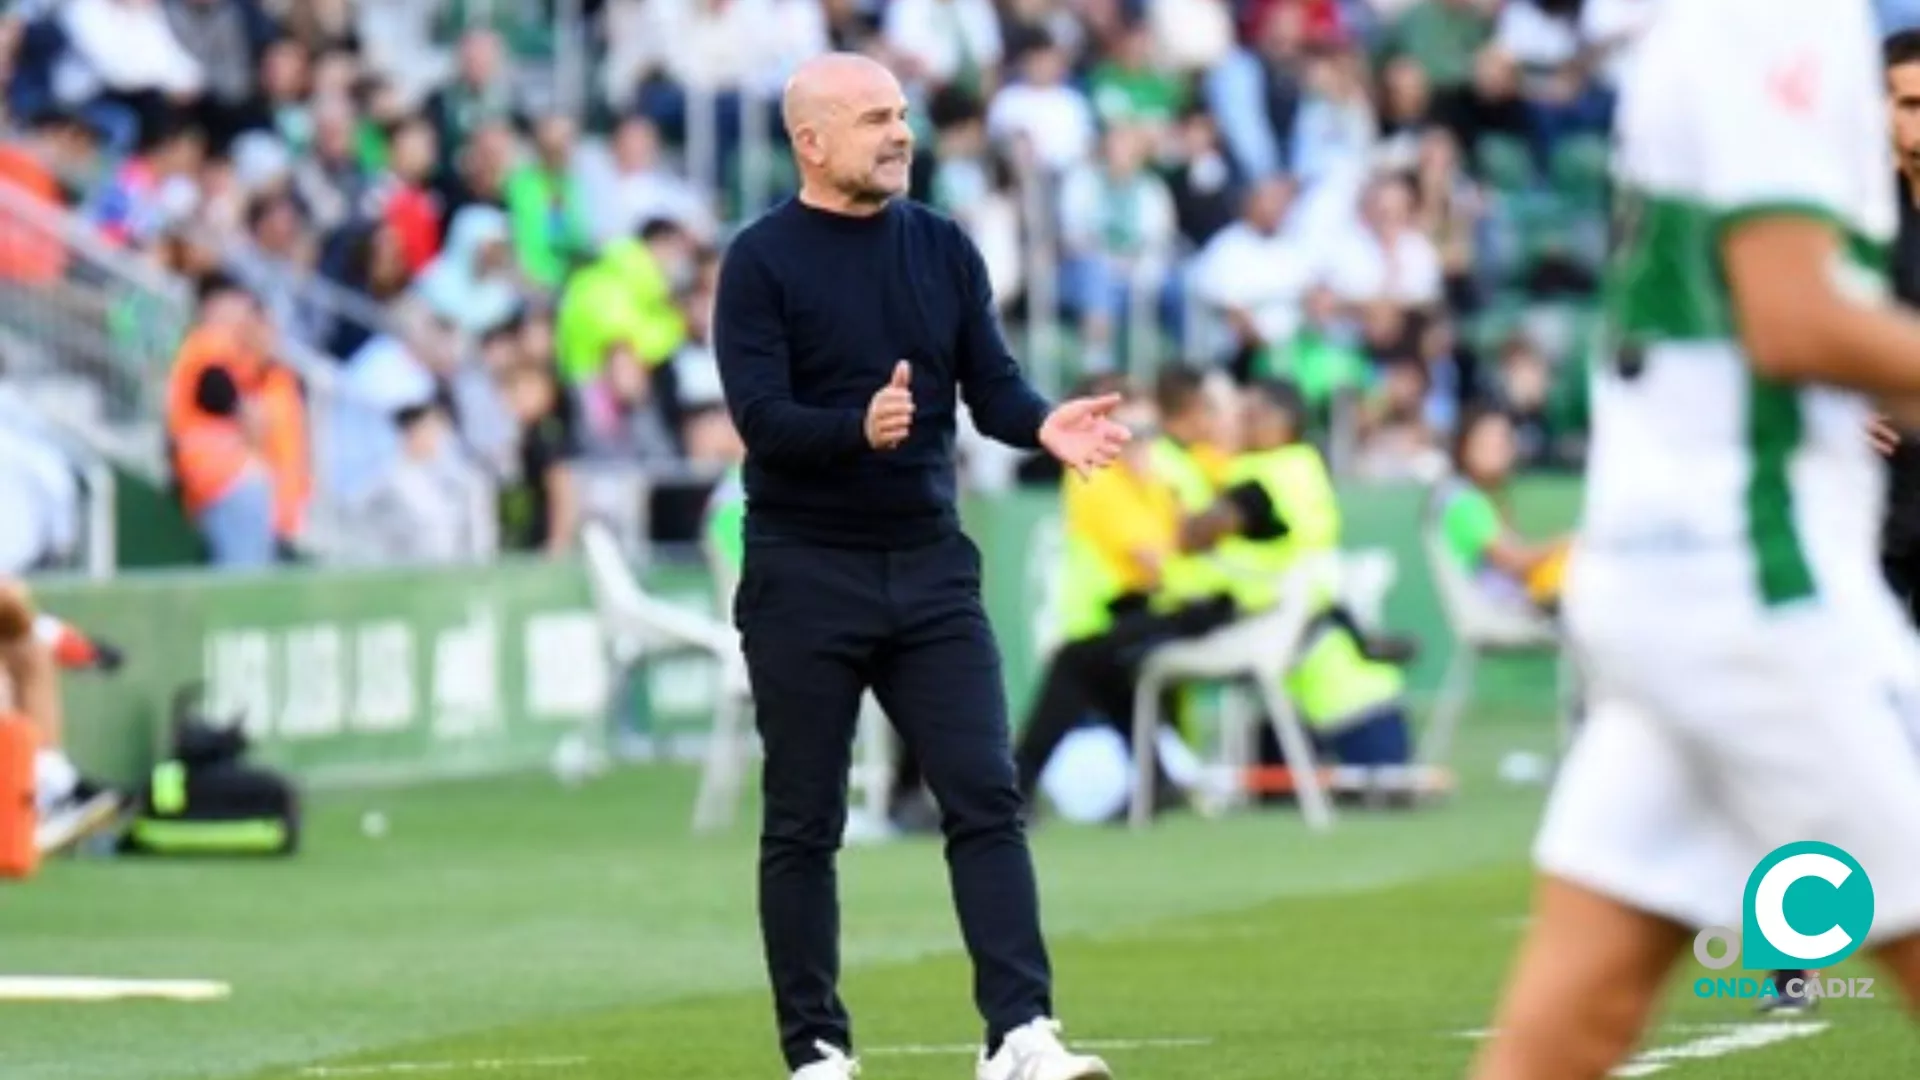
[5,704,1914,1079]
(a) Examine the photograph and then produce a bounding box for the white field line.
[866,1036,1215,1056]
[0,976,230,1002]
[292,1038,1210,1076]
[1453,1020,1829,1077]
[297,1057,588,1077]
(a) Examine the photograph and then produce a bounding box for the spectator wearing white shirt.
[1325,172,1443,314]
[986,39,1096,174]
[609,0,816,191]
[1190,176,1316,370]
[351,400,483,566]
[1056,123,1178,372]
[927,89,1025,309]
[1147,0,1236,75]
[582,116,719,247]
[1491,0,1613,171]
[54,0,204,125]
[883,0,1004,93]
[1290,48,1377,187]
[1577,0,1657,90]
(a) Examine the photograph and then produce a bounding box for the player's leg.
[1873,935,1920,1011]
[1474,694,1739,1080]
[0,578,61,748]
[0,580,120,852]
[736,542,880,1074]
[1696,599,1920,1024]
[872,531,1109,1080]
[1472,878,1691,1080]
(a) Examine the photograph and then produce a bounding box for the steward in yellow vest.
[1140,366,1238,615]
[1179,380,1415,774]
[1015,380,1236,815]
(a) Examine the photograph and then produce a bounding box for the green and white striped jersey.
[1587,0,1897,606]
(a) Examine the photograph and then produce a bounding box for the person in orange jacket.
[165,275,279,568]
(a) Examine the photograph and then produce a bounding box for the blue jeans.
[1527,86,1616,173]
[197,472,276,569]
[1060,256,1186,369]
[1316,706,1412,767]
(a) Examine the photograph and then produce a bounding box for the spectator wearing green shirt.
[504,114,594,291]
[1380,0,1497,96]
[1087,23,1186,133]
[1432,405,1564,610]
[1057,123,1180,372]
[1252,284,1373,416]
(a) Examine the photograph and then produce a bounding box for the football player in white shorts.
[1472,2,1920,1077]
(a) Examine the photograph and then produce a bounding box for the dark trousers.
[735,532,1052,1070]
[1014,605,1228,798]
[1886,549,1920,630]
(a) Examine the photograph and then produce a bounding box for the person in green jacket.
[504,114,595,290]
[554,220,698,385]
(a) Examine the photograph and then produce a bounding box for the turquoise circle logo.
[1740,842,1875,970]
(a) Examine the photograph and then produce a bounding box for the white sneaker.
[35,788,122,854]
[975,1018,1111,1080]
[793,1040,860,1079]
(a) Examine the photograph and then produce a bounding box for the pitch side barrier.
[37,478,1579,788]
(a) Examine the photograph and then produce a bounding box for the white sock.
[34,749,78,813]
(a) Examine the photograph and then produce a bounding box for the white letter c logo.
[1755,853,1853,961]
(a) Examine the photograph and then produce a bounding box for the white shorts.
[1535,548,1920,945]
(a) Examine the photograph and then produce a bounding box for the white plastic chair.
[580,522,757,832]
[1127,553,1360,831]
[1420,526,1564,766]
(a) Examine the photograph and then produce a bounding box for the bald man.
[714,54,1125,1080]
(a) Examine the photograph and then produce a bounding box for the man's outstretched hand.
[1039,393,1130,478]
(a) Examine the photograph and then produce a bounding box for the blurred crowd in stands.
[13,0,1914,573]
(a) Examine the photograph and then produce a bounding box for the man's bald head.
[782,53,899,135]
[783,52,915,213]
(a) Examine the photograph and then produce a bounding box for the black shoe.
[1760,970,1817,1014]
[91,639,126,673]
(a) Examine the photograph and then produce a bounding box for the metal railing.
[0,177,191,463]
[0,177,500,569]
[0,385,116,579]
[196,223,394,360]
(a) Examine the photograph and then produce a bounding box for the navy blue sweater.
[714,197,1052,548]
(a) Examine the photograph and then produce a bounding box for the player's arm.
[713,243,870,466]
[1482,534,1562,580]
[1723,217,1920,406]
[1708,10,1920,405]
[953,223,1053,450]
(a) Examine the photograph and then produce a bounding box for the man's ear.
[795,126,827,166]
